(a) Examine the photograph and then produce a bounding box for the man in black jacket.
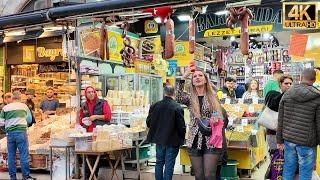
[277,68,320,180]
[147,86,186,180]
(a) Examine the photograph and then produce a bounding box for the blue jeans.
[283,141,316,180]
[7,131,30,180]
[155,144,179,180]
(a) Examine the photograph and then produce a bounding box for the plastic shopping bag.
[209,119,224,148]
[270,149,284,180]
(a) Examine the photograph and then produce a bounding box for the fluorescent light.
[214,10,229,16]
[263,33,271,40]
[5,30,25,36]
[226,0,261,8]
[43,26,63,31]
[155,17,162,24]
[120,12,152,17]
[230,36,236,42]
[177,15,191,22]
[201,5,208,14]
[250,37,255,40]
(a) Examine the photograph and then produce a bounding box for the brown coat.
[176,80,216,149]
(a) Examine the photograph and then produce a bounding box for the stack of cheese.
[92,125,132,152]
[106,90,149,111]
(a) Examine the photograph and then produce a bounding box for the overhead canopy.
[0,0,185,30]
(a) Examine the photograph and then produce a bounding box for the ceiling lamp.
[177,15,191,22]
[230,36,236,42]
[226,0,261,8]
[155,17,165,24]
[263,33,272,40]
[5,30,26,36]
[214,10,229,16]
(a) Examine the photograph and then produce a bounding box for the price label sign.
[283,2,318,29]
[242,119,248,126]
[225,98,231,104]
[253,98,259,104]
[236,126,244,133]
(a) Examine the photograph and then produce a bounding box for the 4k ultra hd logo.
[283,2,318,29]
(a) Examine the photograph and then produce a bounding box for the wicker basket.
[30,154,47,168]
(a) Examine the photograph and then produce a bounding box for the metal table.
[50,145,74,180]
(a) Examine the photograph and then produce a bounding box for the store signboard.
[283,2,318,29]
[23,46,35,63]
[79,28,100,56]
[36,47,63,62]
[194,44,204,61]
[172,41,193,66]
[288,32,309,57]
[141,36,162,55]
[144,20,158,34]
[204,24,273,38]
[195,6,283,38]
[108,31,140,63]
[107,31,123,62]
[7,36,63,64]
[36,37,64,63]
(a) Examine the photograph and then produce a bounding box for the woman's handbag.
[197,118,212,136]
[257,105,278,130]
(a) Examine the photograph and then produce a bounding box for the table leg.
[65,147,68,180]
[68,147,71,178]
[136,141,141,179]
[82,154,85,179]
[50,147,53,180]
[86,155,100,180]
[121,151,126,180]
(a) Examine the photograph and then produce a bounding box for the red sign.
[288,32,308,57]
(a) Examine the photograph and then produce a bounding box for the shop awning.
[0,0,186,30]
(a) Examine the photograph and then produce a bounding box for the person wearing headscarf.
[79,86,112,132]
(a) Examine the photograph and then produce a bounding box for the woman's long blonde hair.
[247,79,262,97]
[189,69,222,119]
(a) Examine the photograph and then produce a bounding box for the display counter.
[179,101,267,177]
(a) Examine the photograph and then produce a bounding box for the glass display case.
[104,74,163,104]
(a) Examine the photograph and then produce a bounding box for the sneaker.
[22,176,36,180]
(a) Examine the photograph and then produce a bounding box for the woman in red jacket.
[79,86,112,179]
[80,86,112,132]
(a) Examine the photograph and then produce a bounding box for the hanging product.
[120,22,136,67]
[226,7,253,55]
[165,18,175,59]
[99,21,109,60]
[189,18,195,54]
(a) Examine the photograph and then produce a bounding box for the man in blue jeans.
[277,69,320,180]
[146,86,186,180]
[0,91,35,180]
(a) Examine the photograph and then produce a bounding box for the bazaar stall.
[0,109,76,172]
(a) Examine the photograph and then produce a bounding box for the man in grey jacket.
[277,68,320,180]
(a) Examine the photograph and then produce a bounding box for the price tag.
[235,106,241,112]
[242,119,248,126]
[222,93,227,98]
[236,125,244,132]
[228,119,234,126]
[225,98,231,104]
[253,98,259,104]
[238,98,244,104]
[248,105,255,113]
